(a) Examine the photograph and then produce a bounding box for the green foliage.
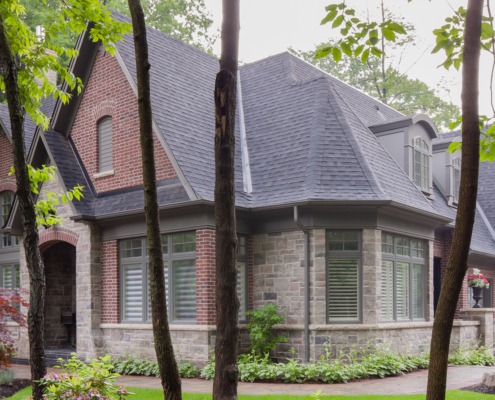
[432,7,495,70]
[106,0,216,53]
[316,2,407,63]
[39,354,132,399]
[448,344,495,366]
[111,355,199,378]
[200,342,491,384]
[246,304,288,357]
[9,165,84,228]
[0,0,131,129]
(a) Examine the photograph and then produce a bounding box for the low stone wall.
[259,321,480,362]
[98,324,215,366]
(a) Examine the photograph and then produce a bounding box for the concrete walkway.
[10,363,494,396]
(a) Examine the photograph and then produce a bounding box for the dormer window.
[413,137,430,192]
[453,157,461,203]
[98,116,113,173]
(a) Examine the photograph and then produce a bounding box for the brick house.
[2,13,495,364]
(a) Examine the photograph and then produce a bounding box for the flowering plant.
[468,269,490,288]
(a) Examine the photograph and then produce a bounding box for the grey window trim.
[98,116,113,173]
[120,232,196,324]
[452,157,461,204]
[0,263,20,289]
[381,233,427,322]
[412,137,431,193]
[0,191,19,250]
[237,235,248,322]
[326,230,362,324]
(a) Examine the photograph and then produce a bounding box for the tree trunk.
[426,1,483,399]
[0,15,46,400]
[126,1,182,399]
[212,0,240,399]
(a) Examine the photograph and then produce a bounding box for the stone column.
[461,308,494,348]
[362,229,380,324]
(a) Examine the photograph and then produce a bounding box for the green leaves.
[9,165,84,228]
[317,2,407,64]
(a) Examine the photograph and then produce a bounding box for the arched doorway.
[42,241,77,350]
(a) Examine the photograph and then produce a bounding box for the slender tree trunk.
[0,15,46,400]
[213,0,240,399]
[426,1,483,399]
[126,2,182,399]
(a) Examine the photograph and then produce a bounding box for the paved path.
[10,364,494,396]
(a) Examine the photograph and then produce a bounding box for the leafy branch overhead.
[0,0,131,129]
[316,2,407,63]
[9,165,84,228]
[432,6,495,70]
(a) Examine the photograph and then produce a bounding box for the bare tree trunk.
[0,15,46,400]
[426,1,483,399]
[126,1,182,399]
[212,0,240,399]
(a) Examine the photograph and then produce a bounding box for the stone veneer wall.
[98,324,214,365]
[251,228,441,361]
[17,172,102,361]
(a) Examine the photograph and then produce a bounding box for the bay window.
[327,230,361,323]
[381,233,426,321]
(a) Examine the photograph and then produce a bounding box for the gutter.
[294,206,310,363]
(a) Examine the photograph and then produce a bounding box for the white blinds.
[327,258,359,322]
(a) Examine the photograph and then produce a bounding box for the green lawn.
[5,387,494,400]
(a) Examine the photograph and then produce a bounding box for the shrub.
[39,354,131,399]
[0,288,28,370]
[448,344,495,366]
[246,304,287,356]
[111,355,200,378]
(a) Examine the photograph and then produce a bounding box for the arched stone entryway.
[41,241,77,350]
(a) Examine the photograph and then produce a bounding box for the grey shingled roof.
[0,97,56,151]
[112,17,441,215]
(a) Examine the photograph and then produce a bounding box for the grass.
[5,388,495,400]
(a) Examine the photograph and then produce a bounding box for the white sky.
[203,0,494,119]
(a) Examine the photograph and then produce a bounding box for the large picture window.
[120,232,196,323]
[0,191,18,249]
[327,230,361,323]
[413,137,430,192]
[453,157,461,203]
[381,233,426,322]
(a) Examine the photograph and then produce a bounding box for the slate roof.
[108,14,442,217]
[431,132,495,256]
[0,96,56,151]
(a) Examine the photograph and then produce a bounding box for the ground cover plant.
[5,388,495,400]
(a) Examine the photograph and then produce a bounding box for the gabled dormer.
[432,132,462,206]
[369,114,438,195]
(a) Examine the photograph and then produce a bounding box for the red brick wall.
[102,240,119,323]
[195,229,216,325]
[70,50,177,193]
[0,132,16,193]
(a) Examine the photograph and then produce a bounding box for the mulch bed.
[461,384,495,395]
[0,379,31,399]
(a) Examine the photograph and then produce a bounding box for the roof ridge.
[324,77,388,200]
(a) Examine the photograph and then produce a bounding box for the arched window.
[453,157,461,203]
[413,137,430,192]
[0,191,18,248]
[98,116,113,173]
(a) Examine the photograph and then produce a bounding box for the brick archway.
[0,180,16,193]
[39,227,79,251]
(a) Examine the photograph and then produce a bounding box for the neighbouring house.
[2,12,495,365]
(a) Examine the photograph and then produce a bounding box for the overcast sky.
[203,0,493,119]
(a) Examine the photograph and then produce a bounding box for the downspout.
[294,206,310,363]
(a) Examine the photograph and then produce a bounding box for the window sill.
[93,170,115,179]
[100,323,216,331]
